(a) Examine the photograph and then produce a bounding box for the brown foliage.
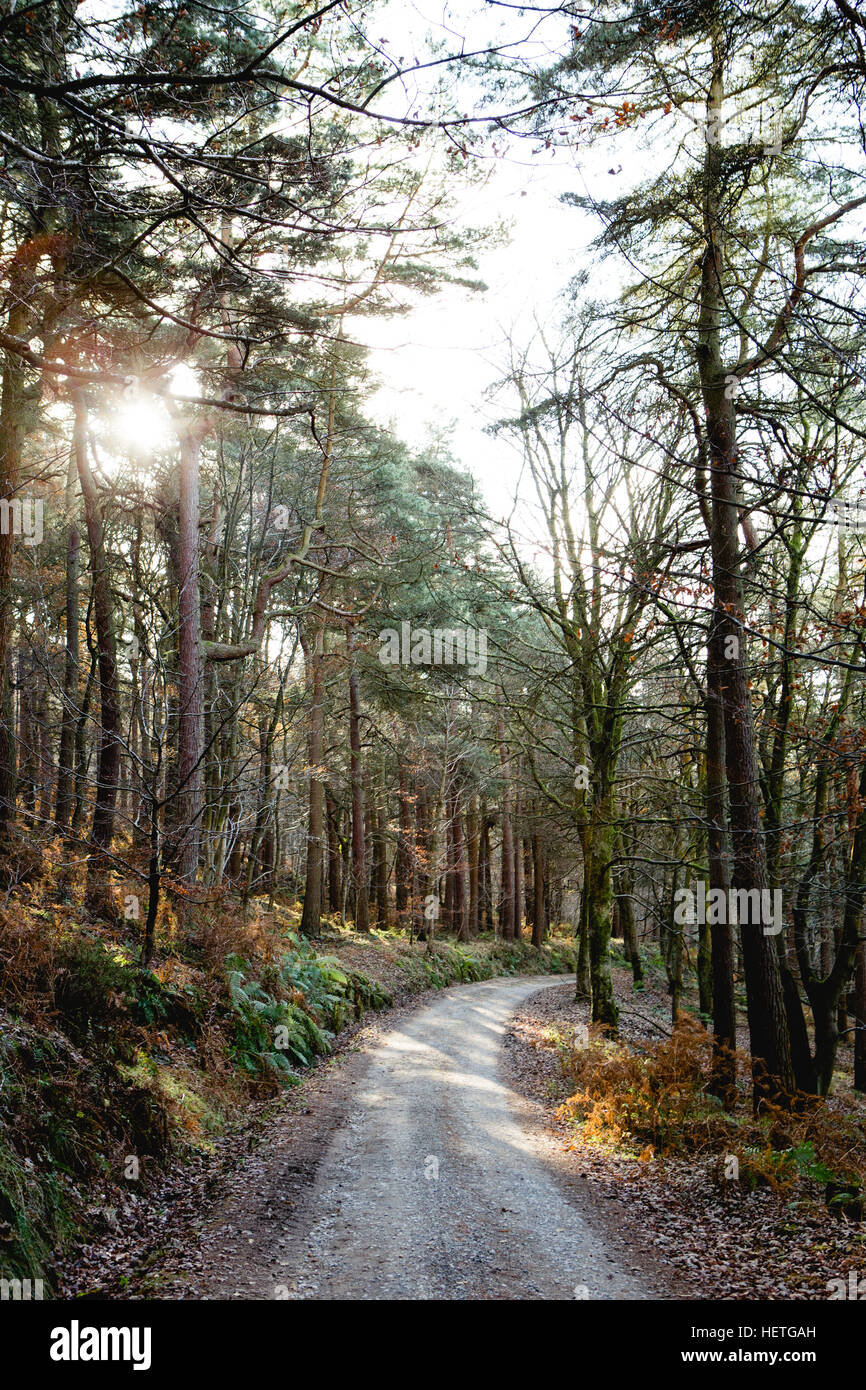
[557,1016,866,1198]
[0,907,56,1019]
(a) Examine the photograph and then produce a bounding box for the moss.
[0,1013,173,1289]
[0,1134,75,1289]
[156,1070,224,1144]
[394,938,578,992]
[115,1055,225,1151]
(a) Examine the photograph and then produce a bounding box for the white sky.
[349,0,866,535]
[361,152,591,515]
[349,0,594,516]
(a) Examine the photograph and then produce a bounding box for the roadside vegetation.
[0,872,576,1291]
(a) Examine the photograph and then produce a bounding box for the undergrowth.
[0,909,394,1290]
[0,894,572,1290]
[395,938,578,991]
[226,934,392,1083]
[557,1015,866,1203]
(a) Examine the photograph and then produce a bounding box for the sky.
[360,152,591,517]
[346,0,866,539]
[345,0,597,518]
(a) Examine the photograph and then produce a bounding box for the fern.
[224,943,390,1084]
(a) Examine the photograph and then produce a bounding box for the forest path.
[220,974,654,1301]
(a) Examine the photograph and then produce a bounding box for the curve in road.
[284,974,651,1300]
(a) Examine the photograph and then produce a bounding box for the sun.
[109,364,199,457]
[111,394,174,454]
[96,364,204,471]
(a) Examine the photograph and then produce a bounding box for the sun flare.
[111,395,174,454]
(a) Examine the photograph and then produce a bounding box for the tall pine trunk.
[55,439,79,830]
[176,426,203,883]
[497,708,515,940]
[347,629,369,932]
[706,621,736,1102]
[697,55,794,1101]
[395,754,412,926]
[74,394,120,910]
[300,624,324,938]
[467,792,480,938]
[532,834,546,948]
[0,299,28,838]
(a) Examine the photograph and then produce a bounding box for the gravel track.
[278,974,651,1300]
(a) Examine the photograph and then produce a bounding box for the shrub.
[51,935,200,1046]
[556,1015,866,1201]
[52,936,131,1040]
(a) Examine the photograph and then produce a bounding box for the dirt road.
[274,974,650,1300]
[138,975,653,1300]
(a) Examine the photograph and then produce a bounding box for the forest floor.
[54,932,866,1302]
[504,961,866,1300]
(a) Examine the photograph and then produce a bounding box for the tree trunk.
[706,621,736,1102]
[575,849,591,1001]
[614,833,641,984]
[0,296,28,839]
[452,786,468,940]
[175,426,204,883]
[37,672,51,827]
[326,789,342,915]
[577,801,618,1029]
[300,625,324,938]
[585,818,618,1030]
[413,784,430,939]
[74,394,120,910]
[347,629,369,932]
[479,806,493,930]
[467,793,480,938]
[855,935,866,1093]
[17,647,34,823]
[532,834,546,948]
[395,755,412,926]
[513,781,523,939]
[371,763,389,927]
[697,60,794,1102]
[55,440,79,830]
[808,760,866,1094]
[497,708,515,941]
[140,790,161,968]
